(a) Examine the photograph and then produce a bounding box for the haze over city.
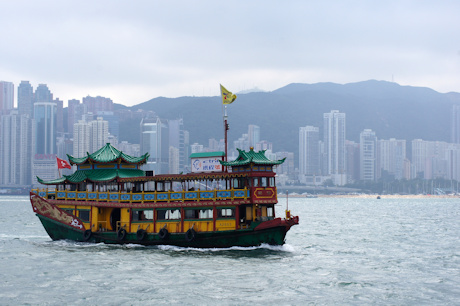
[1,1,460,106]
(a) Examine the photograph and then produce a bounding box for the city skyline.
[1,78,460,189]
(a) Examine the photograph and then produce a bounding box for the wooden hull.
[31,193,299,248]
[36,214,294,248]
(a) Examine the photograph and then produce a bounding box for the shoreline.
[278,194,460,199]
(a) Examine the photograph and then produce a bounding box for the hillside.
[119,80,460,155]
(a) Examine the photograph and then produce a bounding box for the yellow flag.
[220,84,237,104]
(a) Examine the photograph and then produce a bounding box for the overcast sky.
[1,1,459,106]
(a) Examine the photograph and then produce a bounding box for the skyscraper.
[360,129,377,181]
[89,117,109,152]
[34,102,57,154]
[378,138,407,180]
[73,117,109,157]
[73,120,91,157]
[248,125,260,149]
[169,119,188,173]
[451,105,460,144]
[18,81,34,117]
[83,95,113,113]
[34,84,53,103]
[323,110,346,185]
[67,99,81,135]
[0,81,14,113]
[299,126,320,176]
[140,117,169,174]
[0,111,34,185]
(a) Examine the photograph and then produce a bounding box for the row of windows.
[139,208,235,221]
[66,208,236,223]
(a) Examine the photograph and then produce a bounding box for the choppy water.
[0,196,459,305]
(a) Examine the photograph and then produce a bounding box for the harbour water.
[1,196,459,305]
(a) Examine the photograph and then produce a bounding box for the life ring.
[83,229,92,242]
[117,228,127,241]
[136,229,147,241]
[185,228,196,242]
[158,228,169,240]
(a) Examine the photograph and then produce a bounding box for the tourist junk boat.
[30,143,299,248]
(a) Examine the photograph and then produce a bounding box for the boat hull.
[36,214,292,248]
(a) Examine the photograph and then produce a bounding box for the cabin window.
[133,209,153,221]
[217,208,235,218]
[157,209,181,220]
[184,209,198,219]
[267,206,274,218]
[184,208,213,219]
[261,177,267,187]
[78,210,90,222]
[199,209,213,219]
[253,178,259,187]
[232,178,239,189]
[269,177,275,187]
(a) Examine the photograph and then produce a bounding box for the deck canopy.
[220,148,285,167]
[68,143,149,166]
[37,169,146,185]
[37,143,149,185]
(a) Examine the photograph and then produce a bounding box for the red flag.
[57,157,71,169]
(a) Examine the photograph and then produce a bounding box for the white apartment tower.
[378,138,407,180]
[360,129,377,181]
[248,125,260,149]
[0,111,34,185]
[323,110,346,184]
[90,117,109,152]
[73,120,91,157]
[299,126,320,176]
[73,117,109,157]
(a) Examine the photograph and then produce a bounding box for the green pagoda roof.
[37,169,146,185]
[67,143,149,165]
[220,148,285,167]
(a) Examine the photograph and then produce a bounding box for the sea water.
[0,196,459,305]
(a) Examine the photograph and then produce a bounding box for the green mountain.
[119,80,460,155]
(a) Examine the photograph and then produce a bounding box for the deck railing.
[32,188,250,203]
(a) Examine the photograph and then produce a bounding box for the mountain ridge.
[118,80,460,157]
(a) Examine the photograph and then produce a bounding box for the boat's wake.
[157,243,296,253]
[33,239,296,254]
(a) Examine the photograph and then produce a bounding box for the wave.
[157,243,296,253]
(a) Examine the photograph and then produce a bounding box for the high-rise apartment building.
[0,111,34,186]
[73,117,109,157]
[323,110,346,184]
[378,138,407,180]
[248,125,260,149]
[83,96,113,114]
[299,126,320,176]
[90,117,109,152]
[345,140,360,182]
[73,120,91,157]
[360,129,377,181]
[96,111,119,139]
[411,139,452,180]
[452,105,460,144]
[18,81,34,117]
[0,81,14,113]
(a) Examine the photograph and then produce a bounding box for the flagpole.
[224,105,228,170]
